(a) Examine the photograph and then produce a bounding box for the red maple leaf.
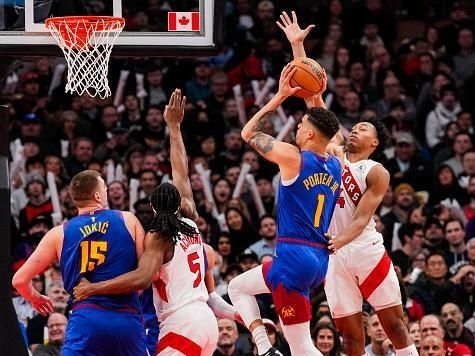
[179,16,190,26]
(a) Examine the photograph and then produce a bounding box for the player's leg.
[228,263,274,355]
[325,249,367,355]
[360,243,417,355]
[376,305,418,355]
[333,313,367,356]
[279,319,323,356]
[271,244,328,355]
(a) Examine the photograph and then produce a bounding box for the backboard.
[0,0,223,57]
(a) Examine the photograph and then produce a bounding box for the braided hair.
[147,183,197,243]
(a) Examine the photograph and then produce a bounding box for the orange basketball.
[289,58,325,98]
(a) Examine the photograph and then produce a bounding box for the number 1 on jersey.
[313,194,325,228]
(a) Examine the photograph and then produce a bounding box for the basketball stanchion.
[0,105,29,355]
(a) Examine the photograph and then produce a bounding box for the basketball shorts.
[263,238,329,325]
[324,232,402,318]
[156,302,218,356]
[144,313,160,355]
[62,306,146,356]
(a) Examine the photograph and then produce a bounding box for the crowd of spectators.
[2,0,475,355]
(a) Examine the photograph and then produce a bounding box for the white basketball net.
[46,17,125,99]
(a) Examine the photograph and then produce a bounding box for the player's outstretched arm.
[73,232,170,300]
[203,244,242,323]
[327,165,389,252]
[164,89,199,222]
[12,226,61,315]
[276,10,313,59]
[242,64,301,179]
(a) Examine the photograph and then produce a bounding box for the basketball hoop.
[45,16,125,98]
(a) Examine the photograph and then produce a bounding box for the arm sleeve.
[207,292,237,320]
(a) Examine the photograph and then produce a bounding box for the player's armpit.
[247,133,301,180]
[203,243,216,294]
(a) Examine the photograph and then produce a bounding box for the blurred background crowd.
[2,0,475,355]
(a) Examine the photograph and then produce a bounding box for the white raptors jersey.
[152,218,209,322]
[329,156,380,238]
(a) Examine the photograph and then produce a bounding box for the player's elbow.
[134,277,151,291]
[12,273,25,290]
[131,269,153,290]
[241,127,252,143]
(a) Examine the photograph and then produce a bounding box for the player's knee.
[227,276,242,300]
[384,319,410,345]
[341,334,365,355]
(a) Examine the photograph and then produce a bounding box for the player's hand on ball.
[276,11,315,44]
[73,278,92,301]
[164,89,186,128]
[31,294,54,316]
[278,64,301,98]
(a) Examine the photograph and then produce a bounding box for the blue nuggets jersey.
[61,209,140,311]
[277,151,341,245]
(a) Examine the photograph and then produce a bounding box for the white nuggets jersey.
[152,218,209,322]
[329,156,380,239]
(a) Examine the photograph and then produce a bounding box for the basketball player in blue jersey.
[13,170,147,356]
[227,64,341,356]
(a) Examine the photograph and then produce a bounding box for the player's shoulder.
[366,163,389,188]
[368,161,389,177]
[120,210,140,224]
[180,217,199,231]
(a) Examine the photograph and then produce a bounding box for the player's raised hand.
[277,64,301,98]
[73,278,93,301]
[276,11,315,44]
[164,89,187,128]
[31,294,54,316]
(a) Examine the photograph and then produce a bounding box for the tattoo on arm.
[248,133,276,153]
[247,110,276,154]
[251,110,274,132]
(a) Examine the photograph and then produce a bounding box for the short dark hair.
[356,118,390,159]
[139,169,157,178]
[425,251,446,265]
[440,84,457,98]
[72,137,94,151]
[258,214,276,228]
[306,107,340,140]
[69,170,101,206]
[398,223,423,244]
[444,218,465,231]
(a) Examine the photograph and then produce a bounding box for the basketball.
[289,58,325,98]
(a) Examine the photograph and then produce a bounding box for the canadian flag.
[168,12,200,31]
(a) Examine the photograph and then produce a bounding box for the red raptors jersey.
[152,218,208,322]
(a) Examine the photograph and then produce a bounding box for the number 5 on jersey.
[187,252,202,288]
[80,241,108,273]
[313,194,325,228]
